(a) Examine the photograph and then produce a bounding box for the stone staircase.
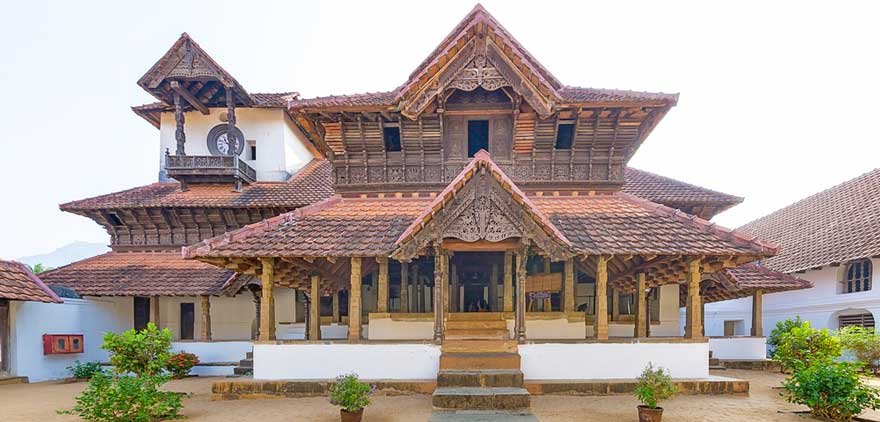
[232,351,253,376]
[433,313,530,411]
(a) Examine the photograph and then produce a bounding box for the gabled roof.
[697,264,813,304]
[0,260,62,303]
[623,167,743,218]
[739,168,880,273]
[137,33,252,107]
[133,92,298,128]
[39,252,235,297]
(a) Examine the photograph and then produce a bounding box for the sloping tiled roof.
[558,87,678,105]
[132,92,297,128]
[185,192,775,260]
[623,168,743,210]
[289,91,397,110]
[739,169,880,273]
[697,264,813,304]
[0,260,62,303]
[60,159,334,211]
[39,252,235,296]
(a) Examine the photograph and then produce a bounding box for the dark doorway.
[180,303,195,340]
[467,120,489,157]
[133,297,150,331]
[0,300,8,374]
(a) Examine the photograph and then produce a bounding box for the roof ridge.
[616,192,778,256]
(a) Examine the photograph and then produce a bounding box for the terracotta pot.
[638,405,663,422]
[340,409,364,422]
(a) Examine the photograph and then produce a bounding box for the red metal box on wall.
[42,334,84,354]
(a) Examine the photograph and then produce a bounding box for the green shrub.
[102,322,172,376]
[773,320,841,373]
[329,373,372,413]
[633,362,676,409]
[58,372,183,422]
[166,352,199,379]
[783,359,880,421]
[839,326,880,375]
[768,316,804,357]
[67,361,105,380]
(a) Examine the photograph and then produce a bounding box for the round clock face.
[206,125,245,156]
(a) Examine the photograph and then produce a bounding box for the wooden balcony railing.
[165,153,257,190]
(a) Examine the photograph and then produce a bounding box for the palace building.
[20,4,812,407]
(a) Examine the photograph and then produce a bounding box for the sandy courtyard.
[3,370,880,421]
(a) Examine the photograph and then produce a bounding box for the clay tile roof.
[60,159,334,212]
[39,252,235,296]
[623,167,743,210]
[739,168,880,273]
[288,91,397,110]
[132,92,297,128]
[558,87,679,105]
[0,260,62,303]
[533,193,777,256]
[697,264,813,304]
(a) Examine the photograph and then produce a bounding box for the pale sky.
[1,0,878,259]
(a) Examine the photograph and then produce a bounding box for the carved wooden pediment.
[448,54,510,93]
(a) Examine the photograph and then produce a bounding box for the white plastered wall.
[253,343,441,380]
[158,108,315,182]
[519,342,709,379]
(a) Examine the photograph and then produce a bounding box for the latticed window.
[839,313,875,329]
[843,259,873,294]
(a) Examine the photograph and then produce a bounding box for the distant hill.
[18,241,109,269]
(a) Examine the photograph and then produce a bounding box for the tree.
[839,325,880,375]
[26,263,52,274]
[773,320,841,373]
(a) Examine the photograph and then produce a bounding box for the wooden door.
[133,297,150,331]
[180,303,195,340]
[724,320,736,336]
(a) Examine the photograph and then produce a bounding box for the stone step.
[448,312,505,321]
[445,329,509,341]
[246,351,253,359]
[430,410,538,421]
[446,320,508,330]
[238,358,253,368]
[442,340,518,354]
[432,387,530,410]
[0,376,28,385]
[233,367,253,375]
[708,358,720,366]
[438,370,524,388]
[440,353,521,370]
[709,365,727,371]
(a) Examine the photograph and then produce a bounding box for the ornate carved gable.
[397,6,559,120]
[393,151,572,261]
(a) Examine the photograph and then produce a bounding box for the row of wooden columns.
[253,255,709,343]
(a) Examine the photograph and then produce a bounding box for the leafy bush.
[329,373,372,413]
[102,322,172,376]
[768,316,804,357]
[68,361,105,380]
[58,372,183,422]
[783,359,880,421]
[839,326,880,375]
[166,352,199,379]
[633,362,676,409]
[773,320,841,373]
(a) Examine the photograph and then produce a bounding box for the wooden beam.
[441,238,521,252]
[170,80,209,115]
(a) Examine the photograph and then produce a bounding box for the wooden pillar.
[349,257,363,341]
[634,273,648,338]
[751,290,764,337]
[200,295,212,341]
[489,263,499,311]
[450,264,458,312]
[594,256,609,340]
[564,258,575,313]
[400,263,409,313]
[259,258,276,341]
[332,291,340,323]
[377,257,389,313]
[310,274,322,340]
[226,86,236,151]
[503,251,514,312]
[150,296,161,329]
[173,93,185,155]
[250,288,261,340]
[515,249,527,343]
[684,259,703,339]
[370,270,378,311]
[611,288,620,321]
[433,245,446,343]
[413,265,422,312]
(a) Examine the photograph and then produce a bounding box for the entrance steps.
[232,351,253,376]
[435,314,529,411]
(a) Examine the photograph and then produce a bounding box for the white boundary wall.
[707,337,767,360]
[171,341,253,376]
[519,342,709,379]
[253,343,441,380]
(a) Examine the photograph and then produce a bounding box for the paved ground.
[4,370,880,421]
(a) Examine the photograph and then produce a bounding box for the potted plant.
[329,373,372,422]
[633,362,676,422]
